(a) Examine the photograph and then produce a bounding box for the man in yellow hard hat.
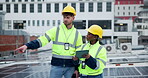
[15,6,83,78]
[73,25,107,78]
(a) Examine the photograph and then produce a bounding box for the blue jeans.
[49,65,75,78]
[80,73,103,78]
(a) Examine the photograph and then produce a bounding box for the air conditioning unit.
[120,43,132,53]
[104,44,116,53]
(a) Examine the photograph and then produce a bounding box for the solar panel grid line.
[124,67,131,75]
[138,67,148,75]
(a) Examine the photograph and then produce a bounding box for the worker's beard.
[64,21,72,26]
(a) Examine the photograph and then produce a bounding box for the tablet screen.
[76,50,89,58]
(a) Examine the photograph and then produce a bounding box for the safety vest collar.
[61,23,74,30]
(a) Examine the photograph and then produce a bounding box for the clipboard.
[76,50,89,58]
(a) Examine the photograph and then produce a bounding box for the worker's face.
[63,14,75,26]
[86,32,97,41]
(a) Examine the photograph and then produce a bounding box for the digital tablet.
[76,50,89,58]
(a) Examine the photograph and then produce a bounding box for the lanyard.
[62,26,74,42]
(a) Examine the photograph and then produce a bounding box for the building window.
[89,2,93,12]
[123,12,125,15]
[5,20,11,29]
[53,20,55,26]
[134,12,136,15]
[58,20,60,26]
[13,20,26,29]
[31,0,34,2]
[46,3,51,13]
[47,20,50,26]
[63,3,67,9]
[42,20,44,26]
[55,3,59,12]
[30,4,34,13]
[118,12,119,15]
[14,4,18,13]
[18,0,22,2]
[37,20,40,26]
[6,4,10,13]
[38,0,41,1]
[6,0,9,2]
[134,6,136,10]
[22,4,26,13]
[106,2,111,12]
[71,3,76,11]
[123,7,125,10]
[0,4,3,10]
[28,20,30,26]
[128,12,130,15]
[38,4,42,13]
[12,0,15,2]
[97,2,102,12]
[118,7,119,10]
[128,6,130,10]
[88,20,111,29]
[32,20,35,26]
[73,20,86,29]
[80,3,85,12]
[25,0,28,2]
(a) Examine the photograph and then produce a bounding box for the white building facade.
[0,0,139,48]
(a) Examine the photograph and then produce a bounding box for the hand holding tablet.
[75,50,89,58]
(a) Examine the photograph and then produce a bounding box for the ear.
[73,16,75,20]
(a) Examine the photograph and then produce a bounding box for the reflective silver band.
[37,39,42,47]
[55,26,60,42]
[81,44,87,50]
[53,41,80,49]
[96,58,106,66]
[73,30,78,48]
[52,54,73,59]
[45,33,51,42]
[95,46,103,58]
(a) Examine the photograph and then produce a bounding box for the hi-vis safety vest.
[37,23,82,59]
[78,41,107,76]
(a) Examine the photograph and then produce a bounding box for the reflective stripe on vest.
[37,39,42,47]
[45,33,51,42]
[53,26,80,49]
[52,54,73,59]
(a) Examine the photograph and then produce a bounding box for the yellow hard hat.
[62,6,76,16]
[86,25,103,38]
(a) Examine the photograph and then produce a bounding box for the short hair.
[62,12,74,16]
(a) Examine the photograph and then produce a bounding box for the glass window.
[32,20,35,26]
[106,2,112,12]
[18,0,21,2]
[0,4,3,10]
[38,0,41,1]
[25,0,28,2]
[63,3,67,9]
[134,12,136,15]
[37,20,40,26]
[28,20,30,26]
[13,20,26,29]
[46,3,51,12]
[128,6,130,10]
[22,4,26,13]
[80,3,84,12]
[97,2,102,12]
[5,20,11,29]
[123,12,125,15]
[71,3,76,11]
[58,20,60,26]
[47,20,50,26]
[53,20,55,26]
[134,6,136,10]
[55,3,59,12]
[118,12,119,15]
[128,12,130,15]
[6,4,10,13]
[38,4,42,13]
[73,20,86,29]
[30,4,34,13]
[89,2,93,12]
[123,7,125,10]
[14,4,18,13]
[6,0,9,2]
[12,0,15,2]
[88,20,111,29]
[31,0,34,2]
[42,20,44,26]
